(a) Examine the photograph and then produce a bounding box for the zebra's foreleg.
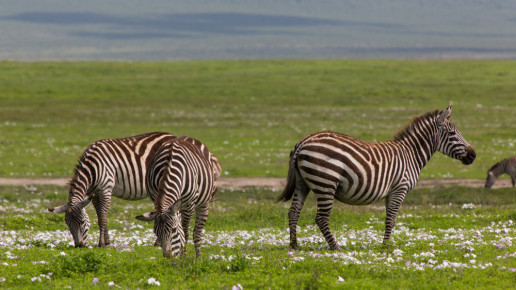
[92,192,112,247]
[314,192,339,250]
[180,206,195,256]
[384,190,407,243]
[193,203,210,257]
[288,188,309,250]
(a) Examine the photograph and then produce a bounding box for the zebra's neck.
[395,120,438,171]
[489,160,507,176]
[68,183,90,206]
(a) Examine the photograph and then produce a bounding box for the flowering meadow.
[0,185,515,289]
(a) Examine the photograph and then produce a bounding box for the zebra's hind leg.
[288,187,310,250]
[314,190,339,250]
[193,203,210,257]
[92,189,113,247]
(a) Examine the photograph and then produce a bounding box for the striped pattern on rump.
[137,136,217,258]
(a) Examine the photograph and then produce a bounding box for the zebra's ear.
[438,105,452,125]
[48,203,69,214]
[135,212,158,222]
[167,200,182,215]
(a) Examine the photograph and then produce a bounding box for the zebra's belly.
[334,182,390,205]
[111,182,149,200]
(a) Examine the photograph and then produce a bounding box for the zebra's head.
[485,161,504,188]
[136,201,185,258]
[48,198,92,247]
[435,105,476,165]
[485,171,497,188]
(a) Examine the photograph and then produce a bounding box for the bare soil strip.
[0,177,512,190]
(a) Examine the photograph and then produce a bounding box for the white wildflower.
[338,276,345,282]
[147,278,160,286]
[392,249,403,256]
[461,203,476,210]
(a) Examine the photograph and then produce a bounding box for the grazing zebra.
[485,157,516,188]
[136,136,217,258]
[277,106,476,250]
[48,132,221,248]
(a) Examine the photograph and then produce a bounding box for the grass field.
[1,60,516,288]
[0,185,515,289]
[1,60,516,180]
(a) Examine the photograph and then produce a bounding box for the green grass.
[1,185,516,289]
[1,60,516,179]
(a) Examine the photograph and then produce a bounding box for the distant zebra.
[485,157,516,188]
[277,106,476,250]
[136,136,217,258]
[48,132,221,248]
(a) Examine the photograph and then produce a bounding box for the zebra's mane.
[393,109,440,141]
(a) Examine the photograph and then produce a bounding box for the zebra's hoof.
[382,240,394,247]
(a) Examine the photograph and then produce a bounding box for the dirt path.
[0,177,512,190]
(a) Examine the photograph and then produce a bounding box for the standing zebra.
[277,106,476,250]
[485,157,516,188]
[48,132,221,248]
[136,136,217,258]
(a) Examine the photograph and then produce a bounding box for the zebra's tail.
[276,143,302,203]
[276,162,296,202]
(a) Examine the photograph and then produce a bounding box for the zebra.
[277,105,476,250]
[136,136,217,258]
[48,132,221,248]
[485,157,516,188]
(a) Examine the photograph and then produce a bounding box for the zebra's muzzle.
[461,146,476,165]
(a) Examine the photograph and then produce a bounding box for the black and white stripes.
[49,105,478,255]
[277,105,476,250]
[136,136,217,257]
[49,132,220,249]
